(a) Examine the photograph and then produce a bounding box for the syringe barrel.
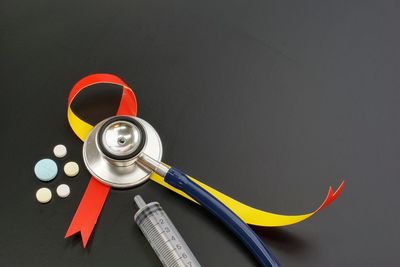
[134,196,201,267]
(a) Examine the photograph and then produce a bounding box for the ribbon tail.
[316,180,345,212]
[65,177,110,247]
[150,172,345,227]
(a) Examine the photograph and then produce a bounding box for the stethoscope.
[83,115,280,267]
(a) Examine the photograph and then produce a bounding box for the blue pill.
[34,159,58,182]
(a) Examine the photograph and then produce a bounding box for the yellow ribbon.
[69,84,344,227]
[69,109,344,227]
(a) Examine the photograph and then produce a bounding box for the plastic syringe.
[134,195,201,267]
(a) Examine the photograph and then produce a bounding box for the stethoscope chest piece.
[83,116,163,188]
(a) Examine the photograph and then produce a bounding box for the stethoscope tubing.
[88,115,280,266]
[165,167,280,267]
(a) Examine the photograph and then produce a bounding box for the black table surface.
[1,1,398,266]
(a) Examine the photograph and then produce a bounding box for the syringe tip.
[134,195,146,209]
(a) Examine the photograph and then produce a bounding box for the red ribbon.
[64,74,345,248]
[65,74,137,247]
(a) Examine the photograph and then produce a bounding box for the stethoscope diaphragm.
[82,116,163,188]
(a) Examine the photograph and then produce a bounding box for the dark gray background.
[1,0,398,266]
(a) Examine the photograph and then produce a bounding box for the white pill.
[53,144,67,158]
[56,184,70,198]
[36,187,52,204]
[64,161,79,177]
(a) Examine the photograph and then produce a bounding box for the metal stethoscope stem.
[136,153,169,177]
[83,116,280,267]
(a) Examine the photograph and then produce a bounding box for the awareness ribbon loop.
[65,74,345,247]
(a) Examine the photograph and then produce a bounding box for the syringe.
[134,195,201,267]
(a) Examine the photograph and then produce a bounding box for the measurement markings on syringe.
[134,196,201,267]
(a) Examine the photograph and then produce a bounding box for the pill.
[36,187,52,204]
[53,144,67,158]
[64,161,79,177]
[34,159,58,182]
[56,184,70,198]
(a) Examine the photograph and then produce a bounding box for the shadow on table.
[254,226,312,255]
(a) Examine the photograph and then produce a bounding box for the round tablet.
[53,144,67,158]
[64,161,79,177]
[56,184,70,198]
[34,159,58,182]
[36,187,52,203]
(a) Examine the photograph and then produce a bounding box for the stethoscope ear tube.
[164,167,280,267]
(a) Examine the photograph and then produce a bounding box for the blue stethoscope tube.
[165,167,280,267]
